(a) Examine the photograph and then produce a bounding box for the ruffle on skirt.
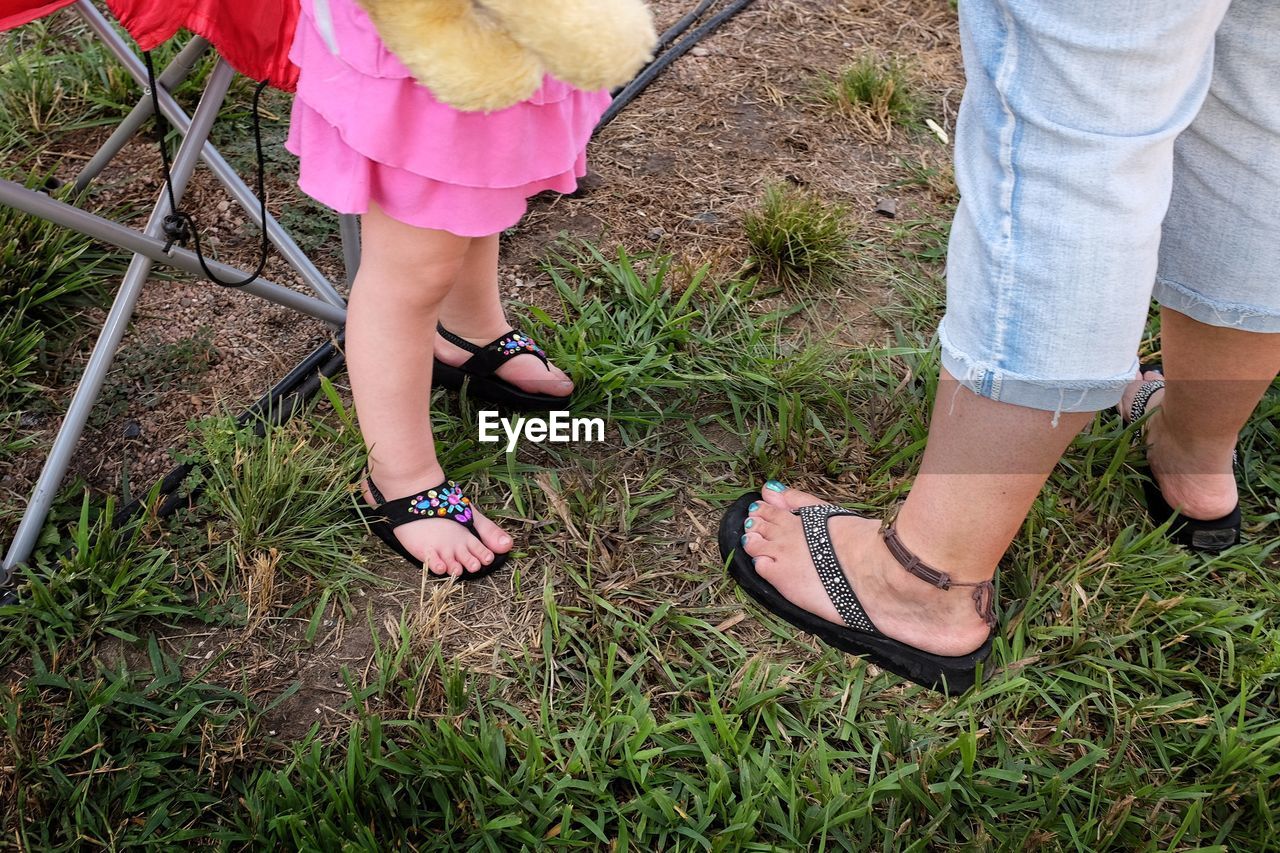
[285,0,610,236]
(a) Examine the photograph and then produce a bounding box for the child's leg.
[434,234,574,397]
[348,204,512,576]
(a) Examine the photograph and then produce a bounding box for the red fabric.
[107,0,300,90]
[0,0,77,30]
[0,0,300,91]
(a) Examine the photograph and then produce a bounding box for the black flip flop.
[433,324,570,410]
[719,492,993,694]
[1124,363,1241,553]
[355,476,508,581]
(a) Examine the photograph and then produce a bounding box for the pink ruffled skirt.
[285,0,611,237]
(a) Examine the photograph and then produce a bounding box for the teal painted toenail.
[748,502,760,512]
[740,534,748,546]
[765,480,787,492]
[744,518,755,529]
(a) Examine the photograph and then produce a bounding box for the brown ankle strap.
[881,524,997,629]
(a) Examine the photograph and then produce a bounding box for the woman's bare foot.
[362,462,513,578]
[740,482,991,657]
[1120,367,1238,520]
[434,323,574,398]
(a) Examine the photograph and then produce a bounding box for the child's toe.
[472,511,513,554]
[422,549,448,577]
[454,544,482,573]
[466,537,495,565]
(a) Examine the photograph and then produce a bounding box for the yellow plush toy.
[357,0,657,112]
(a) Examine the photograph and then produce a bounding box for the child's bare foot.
[362,463,512,578]
[435,323,574,398]
[740,482,991,657]
[1119,367,1238,521]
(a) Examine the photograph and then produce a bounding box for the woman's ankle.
[1148,407,1237,474]
[834,519,993,653]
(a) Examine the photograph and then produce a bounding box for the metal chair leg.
[1,62,238,583]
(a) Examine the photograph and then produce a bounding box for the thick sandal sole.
[1140,474,1241,553]
[1128,363,1242,554]
[718,492,992,695]
[433,360,571,411]
[352,501,508,581]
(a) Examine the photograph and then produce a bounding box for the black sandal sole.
[718,492,992,695]
[1129,363,1242,553]
[1140,475,1241,553]
[433,360,571,411]
[352,501,508,581]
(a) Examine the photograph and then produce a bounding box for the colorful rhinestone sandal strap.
[881,523,997,629]
[796,504,877,634]
[367,477,478,532]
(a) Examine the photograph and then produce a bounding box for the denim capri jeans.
[939,0,1280,414]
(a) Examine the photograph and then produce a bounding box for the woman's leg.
[739,0,1232,656]
[1120,309,1280,520]
[347,204,512,576]
[745,372,1092,657]
[433,234,573,397]
[1135,0,1280,518]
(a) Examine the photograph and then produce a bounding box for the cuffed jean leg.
[940,0,1233,414]
[1155,0,1280,334]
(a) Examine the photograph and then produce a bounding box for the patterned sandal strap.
[438,323,549,376]
[1127,367,1237,465]
[368,476,478,532]
[1127,378,1165,424]
[796,504,878,633]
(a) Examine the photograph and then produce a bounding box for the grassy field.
[3,6,1280,852]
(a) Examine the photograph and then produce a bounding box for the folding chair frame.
[1,0,357,583]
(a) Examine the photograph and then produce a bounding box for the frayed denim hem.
[939,336,1134,422]
[1154,277,1280,334]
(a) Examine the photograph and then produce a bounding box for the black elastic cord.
[143,50,271,288]
[654,0,721,54]
[599,0,758,130]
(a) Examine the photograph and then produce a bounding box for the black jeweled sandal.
[719,492,995,694]
[357,476,508,580]
[433,324,569,410]
[1123,363,1241,553]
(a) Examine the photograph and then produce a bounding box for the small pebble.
[691,46,710,57]
[123,420,142,439]
[647,227,666,241]
[875,198,898,218]
[694,211,720,225]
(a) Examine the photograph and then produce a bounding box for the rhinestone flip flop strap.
[1127,378,1165,425]
[1128,369,1238,465]
[438,324,549,376]
[367,477,477,531]
[796,504,877,633]
[881,524,997,628]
